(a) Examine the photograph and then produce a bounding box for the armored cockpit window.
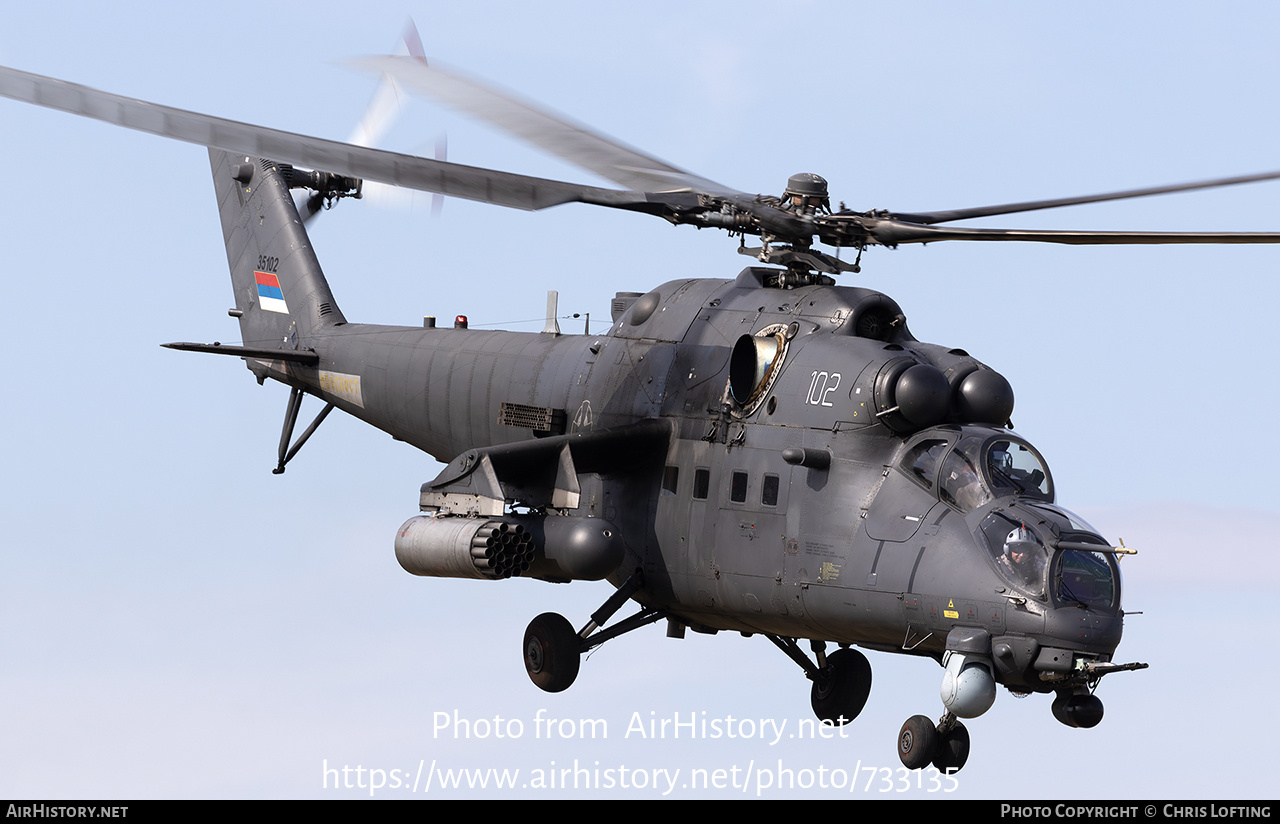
[730,471,749,504]
[979,512,1049,598]
[1025,503,1102,536]
[901,438,949,488]
[987,440,1050,498]
[939,446,991,512]
[1055,549,1118,610]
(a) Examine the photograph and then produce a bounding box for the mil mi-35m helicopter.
[4,52,1280,775]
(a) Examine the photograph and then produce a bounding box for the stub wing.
[421,419,670,516]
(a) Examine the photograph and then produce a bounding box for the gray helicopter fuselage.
[272,271,1123,695]
[0,56,1217,768]
[218,150,1123,696]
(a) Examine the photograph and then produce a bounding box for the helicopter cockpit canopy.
[901,427,1053,514]
[976,503,1120,608]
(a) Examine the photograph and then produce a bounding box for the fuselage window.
[693,467,710,500]
[662,465,679,496]
[761,474,779,507]
[730,471,748,503]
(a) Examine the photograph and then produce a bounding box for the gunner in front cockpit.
[999,525,1045,586]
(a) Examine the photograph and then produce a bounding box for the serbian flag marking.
[254,271,289,314]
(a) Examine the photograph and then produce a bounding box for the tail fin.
[208,149,346,349]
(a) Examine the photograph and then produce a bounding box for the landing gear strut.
[521,570,661,693]
[271,386,334,474]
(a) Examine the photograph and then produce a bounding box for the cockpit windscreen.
[937,434,1052,512]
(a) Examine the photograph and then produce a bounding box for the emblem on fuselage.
[319,370,364,408]
[254,270,289,314]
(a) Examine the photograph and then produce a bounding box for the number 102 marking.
[806,370,841,407]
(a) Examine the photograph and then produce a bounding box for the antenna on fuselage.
[543,290,561,335]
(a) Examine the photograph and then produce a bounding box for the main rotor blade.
[346,54,741,196]
[863,217,1280,246]
[888,170,1280,225]
[11,65,1278,258]
[0,65,652,214]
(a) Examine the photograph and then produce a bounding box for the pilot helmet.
[990,448,1012,472]
[1003,525,1039,558]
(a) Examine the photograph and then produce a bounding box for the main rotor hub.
[783,172,830,214]
[785,172,828,198]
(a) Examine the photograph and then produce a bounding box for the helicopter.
[3,51,1279,778]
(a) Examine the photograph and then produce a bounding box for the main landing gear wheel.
[810,648,873,725]
[897,715,938,770]
[523,612,581,693]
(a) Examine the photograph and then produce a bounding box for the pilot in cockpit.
[999,525,1045,586]
[947,457,987,511]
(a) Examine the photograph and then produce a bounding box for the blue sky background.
[1,0,1277,799]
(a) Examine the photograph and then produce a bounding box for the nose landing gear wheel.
[523,612,581,693]
[932,721,970,773]
[810,648,873,725]
[897,715,938,770]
